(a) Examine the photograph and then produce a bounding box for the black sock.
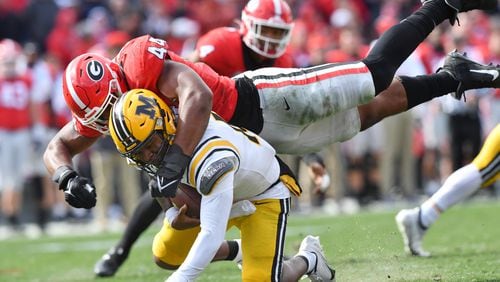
[30,176,47,230]
[7,214,20,228]
[225,240,240,261]
[116,192,162,255]
[399,72,458,109]
[363,1,453,94]
[36,208,49,230]
[417,207,429,230]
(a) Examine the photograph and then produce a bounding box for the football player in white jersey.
[396,124,499,257]
[109,89,335,281]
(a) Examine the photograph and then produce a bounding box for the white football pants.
[240,61,375,154]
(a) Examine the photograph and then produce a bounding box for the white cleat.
[299,235,336,282]
[395,208,431,257]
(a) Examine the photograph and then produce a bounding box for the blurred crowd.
[0,0,498,239]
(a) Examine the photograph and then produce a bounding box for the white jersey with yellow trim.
[171,113,290,281]
[183,113,286,201]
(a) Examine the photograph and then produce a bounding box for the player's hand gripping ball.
[170,183,201,218]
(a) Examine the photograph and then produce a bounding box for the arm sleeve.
[167,172,234,281]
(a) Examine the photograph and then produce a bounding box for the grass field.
[1,200,499,282]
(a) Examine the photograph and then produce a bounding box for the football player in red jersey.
[45,0,499,275]
[193,0,331,193]
[0,39,34,234]
[190,0,294,77]
[94,0,311,276]
[45,0,500,203]
[191,0,329,187]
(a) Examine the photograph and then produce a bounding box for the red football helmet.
[62,53,128,134]
[241,0,294,58]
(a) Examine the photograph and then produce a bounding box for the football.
[170,184,201,218]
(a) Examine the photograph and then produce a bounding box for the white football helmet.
[241,0,294,58]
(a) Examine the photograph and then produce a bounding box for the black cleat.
[422,0,498,25]
[94,247,128,277]
[437,50,500,100]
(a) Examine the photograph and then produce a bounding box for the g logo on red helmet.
[87,60,104,81]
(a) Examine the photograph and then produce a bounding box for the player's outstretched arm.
[43,122,99,175]
[43,122,99,209]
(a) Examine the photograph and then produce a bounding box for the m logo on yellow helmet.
[136,95,156,119]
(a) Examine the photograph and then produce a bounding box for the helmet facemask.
[242,13,293,58]
[124,120,174,175]
[241,0,294,59]
[77,71,123,134]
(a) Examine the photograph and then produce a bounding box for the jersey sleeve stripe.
[193,148,240,188]
[111,97,140,152]
[188,138,240,185]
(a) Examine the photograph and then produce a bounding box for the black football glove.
[148,177,165,198]
[52,166,97,209]
[154,144,191,198]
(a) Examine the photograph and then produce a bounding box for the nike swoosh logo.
[84,183,95,193]
[157,176,177,190]
[470,69,499,81]
[283,97,290,111]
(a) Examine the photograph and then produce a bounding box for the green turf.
[1,200,499,281]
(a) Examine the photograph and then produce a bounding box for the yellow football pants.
[472,124,499,188]
[152,198,291,281]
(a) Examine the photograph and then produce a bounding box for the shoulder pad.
[199,158,235,195]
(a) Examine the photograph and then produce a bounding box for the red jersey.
[76,35,238,137]
[116,35,237,119]
[196,27,293,77]
[0,74,32,130]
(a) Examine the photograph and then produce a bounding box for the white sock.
[420,201,440,228]
[295,251,317,273]
[421,164,482,227]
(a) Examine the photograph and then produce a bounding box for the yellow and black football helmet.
[109,88,176,174]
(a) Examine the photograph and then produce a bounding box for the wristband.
[165,206,180,224]
[52,165,77,191]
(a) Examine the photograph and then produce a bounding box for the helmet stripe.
[65,59,89,113]
[112,97,135,151]
[273,0,281,16]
